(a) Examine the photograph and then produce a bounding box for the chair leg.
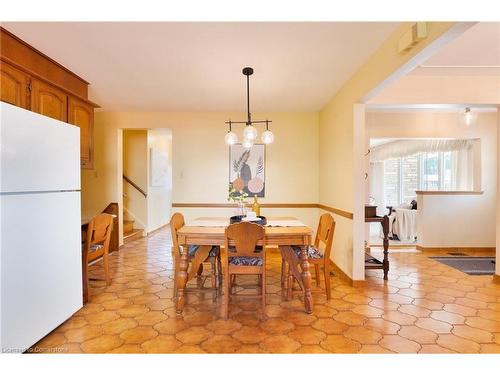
[314,264,321,287]
[231,274,236,294]
[82,262,89,303]
[261,271,266,315]
[217,255,223,293]
[324,263,332,300]
[103,252,111,286]
[223,271,230,320]
[280,257,286,287]
[287,267,293,301]
[173,254,179,299]
[210,258,217,301]
[210,258,216,289]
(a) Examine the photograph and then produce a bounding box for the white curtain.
[453,147,474,190]
[370,139,474,163]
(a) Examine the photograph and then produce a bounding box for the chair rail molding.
[172,202,354,220]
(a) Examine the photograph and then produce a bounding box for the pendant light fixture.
[224,121,238,145]
[225,67,274,146]
[464,107,473,126]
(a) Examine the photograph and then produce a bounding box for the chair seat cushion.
[188,245,219,257]
[229,256,263,266]
[89,244,103,252]
[291,245,323,259]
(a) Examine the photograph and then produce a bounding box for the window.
[442,151,454,190]
[422,152,440,190]
[383,158,400,207]
[402,155,419,202]
[384,151,458,205]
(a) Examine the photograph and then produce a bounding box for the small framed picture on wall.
[150,147,169,187]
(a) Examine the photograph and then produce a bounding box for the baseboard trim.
[329,260,365,287]
[147,222,170,236]
[416,245,496,252]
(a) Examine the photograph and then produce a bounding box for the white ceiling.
[411,22,500,76]
[1,22,398,112]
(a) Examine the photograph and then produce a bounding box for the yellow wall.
[81,111,320,242]
[319,22,458,279]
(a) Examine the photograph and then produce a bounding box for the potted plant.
[227,182,248,216]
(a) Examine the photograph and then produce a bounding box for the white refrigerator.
[0,102,83,353]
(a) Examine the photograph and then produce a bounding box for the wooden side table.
[365,215,390,280]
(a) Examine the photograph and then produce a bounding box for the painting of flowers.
[229,144,265,197]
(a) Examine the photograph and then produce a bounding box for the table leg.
[300,245,313,314]
[382,215,390,280]
[176,247,189,314]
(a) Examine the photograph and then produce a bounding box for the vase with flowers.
[228,182,249,216]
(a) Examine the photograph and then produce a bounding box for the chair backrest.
[314,213,336,259]
[83,213,114,263]
[170,212,185,258]
[224,222,265,258]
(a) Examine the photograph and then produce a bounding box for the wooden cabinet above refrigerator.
[0,26,99,169]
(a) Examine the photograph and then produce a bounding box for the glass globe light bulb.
[464,108,473,126]
[261,130,274,144]
[224,131,238,145]
[243,125,258,140]
[242,137,254,149]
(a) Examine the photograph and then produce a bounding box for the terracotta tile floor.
[32,228,500,353]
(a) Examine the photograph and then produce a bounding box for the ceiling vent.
[398,22,428,53]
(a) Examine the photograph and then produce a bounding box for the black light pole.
[242,67,253,126]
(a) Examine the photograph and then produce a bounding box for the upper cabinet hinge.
[27,80,32,92]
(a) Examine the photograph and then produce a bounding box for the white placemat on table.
[187,218,306,227]
[265,219,306,227]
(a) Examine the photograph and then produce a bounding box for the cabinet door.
[0,62,28,108]
[31,78,67,122]
[68,96,94,169]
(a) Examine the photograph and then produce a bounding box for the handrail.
[123,174,147,198]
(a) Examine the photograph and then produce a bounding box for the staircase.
[123,218,144,244]
[122,174,147,244]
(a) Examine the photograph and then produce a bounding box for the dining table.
[175,216,314,314]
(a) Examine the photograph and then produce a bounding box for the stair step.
[124,229,143,244]
[123,220,135,233]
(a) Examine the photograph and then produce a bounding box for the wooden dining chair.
[223,222,266,319]
[82,213,114,303]
[170,212,221,300]
[280,213,335,300]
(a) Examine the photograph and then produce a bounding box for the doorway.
[120,128,172,244]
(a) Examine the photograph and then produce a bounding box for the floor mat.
[430,256,496,275]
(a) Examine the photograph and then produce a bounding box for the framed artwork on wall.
[229,144,265,197]
[150,147,169,187]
